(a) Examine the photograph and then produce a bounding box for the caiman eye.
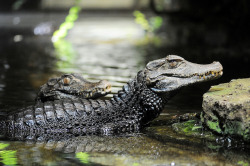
[63,77,71,85]
[169,60,178,68]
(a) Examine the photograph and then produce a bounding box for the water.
[0,12,249,166]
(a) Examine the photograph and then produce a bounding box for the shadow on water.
[0,12,250,165]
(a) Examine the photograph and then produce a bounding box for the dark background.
[0,0,249,112]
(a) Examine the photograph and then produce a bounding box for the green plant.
[150,16,163,32]
[52,0,82,42]
[133,10,163,34]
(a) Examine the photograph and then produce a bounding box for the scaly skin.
[0,55,223,137]
[36,73,111,102]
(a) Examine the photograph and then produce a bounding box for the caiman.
[36,73,112,102]
[0,55,223,137]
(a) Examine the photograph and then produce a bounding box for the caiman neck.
[110,70,174,126]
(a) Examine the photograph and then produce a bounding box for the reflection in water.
[53,39,76,71]
[75,152,89,164]
[13,35,23,42]
[34,22,54,36]
[12,17,20,25]
[0,143,17,166]
[1,134,249,166]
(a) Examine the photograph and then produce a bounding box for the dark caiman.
[36,73,111,102]
[0,55,223,137]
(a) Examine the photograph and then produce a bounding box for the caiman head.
[145,55,223,93]
[36,73,111,102]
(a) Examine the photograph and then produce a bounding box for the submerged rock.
[201,78,250,141]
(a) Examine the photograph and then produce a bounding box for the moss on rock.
[202,78,250,141]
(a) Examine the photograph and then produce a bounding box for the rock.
[201,78,250,141]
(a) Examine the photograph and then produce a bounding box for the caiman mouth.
[164,69,223,80]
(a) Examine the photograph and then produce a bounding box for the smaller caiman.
[36,73,111,102]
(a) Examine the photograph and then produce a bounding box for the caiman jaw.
[80,85,112,98]
[79,80,112,98]
[145,55,223,93]
[170,63,223,81]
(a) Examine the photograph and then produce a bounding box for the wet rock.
[201,78,250,141]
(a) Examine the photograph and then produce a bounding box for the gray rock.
[201,78,250,141]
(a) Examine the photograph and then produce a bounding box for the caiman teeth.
[194,70,223,80]
[167,70,222,79]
